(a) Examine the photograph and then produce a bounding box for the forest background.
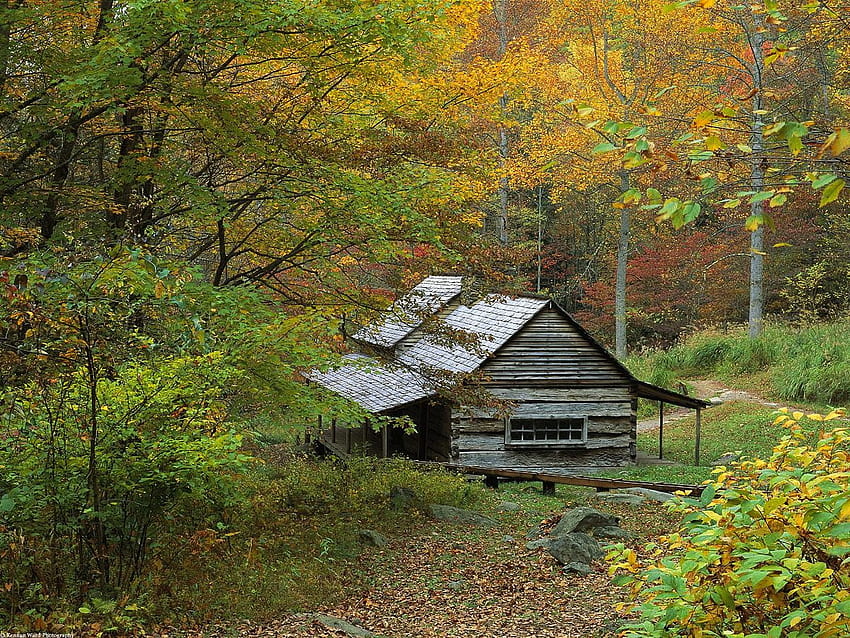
[1,0,849,630]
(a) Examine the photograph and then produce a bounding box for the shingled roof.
[353,275,463,349]
[314,290,550,412]
[313,278,708,413]
[311,354,433,412]
[396,295,548,373]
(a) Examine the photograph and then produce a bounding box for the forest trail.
[179,381,793,638]
[636,378,786,433]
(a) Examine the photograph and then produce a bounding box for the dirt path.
[637,379,786,433]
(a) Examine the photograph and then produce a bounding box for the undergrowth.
[150,455,483,621]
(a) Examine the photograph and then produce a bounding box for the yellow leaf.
[828,128,850,156]
[792,411,804,420]
[705,136,724,151]
[840,500,850,521]
[694,110,715,128]
[737,143,753,153]
[808,413,825,421]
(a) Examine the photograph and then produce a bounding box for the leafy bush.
[610,410,850,638]
[0,248,350,629]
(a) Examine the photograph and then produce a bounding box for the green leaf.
[749,191,774,203]
[819,178,846,207]
[769,193,787,208]
[622,151,648,169]
[812,173,837,189]
[788,134,803,155]
[592,142,618,154]
[646,188,663,204]
[688,151,714,162]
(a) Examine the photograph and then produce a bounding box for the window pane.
[510,418,585,443]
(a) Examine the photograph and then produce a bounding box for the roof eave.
[635,380,711,409]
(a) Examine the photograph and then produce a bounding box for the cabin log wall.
[450,308,637,471]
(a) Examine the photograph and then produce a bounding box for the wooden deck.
[423,461,706,495]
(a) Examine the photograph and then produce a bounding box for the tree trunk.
[747,16,766,339]
[494,0,509,245]
[615,171,629,359]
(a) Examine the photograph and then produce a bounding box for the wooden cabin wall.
[387,402,452,462]
[320,420,383,457]
[451,309,637,471]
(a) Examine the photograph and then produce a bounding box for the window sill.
[505,441,587,448]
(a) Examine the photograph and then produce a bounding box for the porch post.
[658,401,664,460]
[695,407,702,466]
[382,424,389,458]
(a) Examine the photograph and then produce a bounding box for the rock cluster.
[526,506,634,575]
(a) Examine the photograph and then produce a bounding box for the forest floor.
[173,487,672,638]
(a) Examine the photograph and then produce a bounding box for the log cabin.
[312,276,707,473]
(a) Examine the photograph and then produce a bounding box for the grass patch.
[627,320,850,407]
[604,401,845,487]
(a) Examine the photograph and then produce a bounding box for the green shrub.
[610,411,850,638]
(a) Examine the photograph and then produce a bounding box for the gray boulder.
[428,504,497,527]
[551,507,619,537]
[312,614,377,638]
[357,529,388,547]
[712,452,741,467]
[593,526,635,540]
[389,486,416,510]
[547,532,604,565]
[525,538,550,551]
[498,501,521,512]
[620,487,676,503]
[595,493,647,506]
[562,562,593,576]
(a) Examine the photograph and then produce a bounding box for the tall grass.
[627,320,850,406]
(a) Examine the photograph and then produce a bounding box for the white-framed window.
[505,417,587,446]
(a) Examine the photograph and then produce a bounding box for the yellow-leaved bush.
[609,409,850,638]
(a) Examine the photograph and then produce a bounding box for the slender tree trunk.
[494,0,509,245]
[615,171,629,359]
[748,17,766,338]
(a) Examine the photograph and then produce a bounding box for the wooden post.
[346,425,352,455]
[382,424,388,458]
[418,402,429,461]
[331,418,336,443]
[542,481,556,495]
[484,475,499,489]
[658,401,664,460]
[695,407,702,466]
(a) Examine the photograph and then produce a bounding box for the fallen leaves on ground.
[188,496,672,637]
